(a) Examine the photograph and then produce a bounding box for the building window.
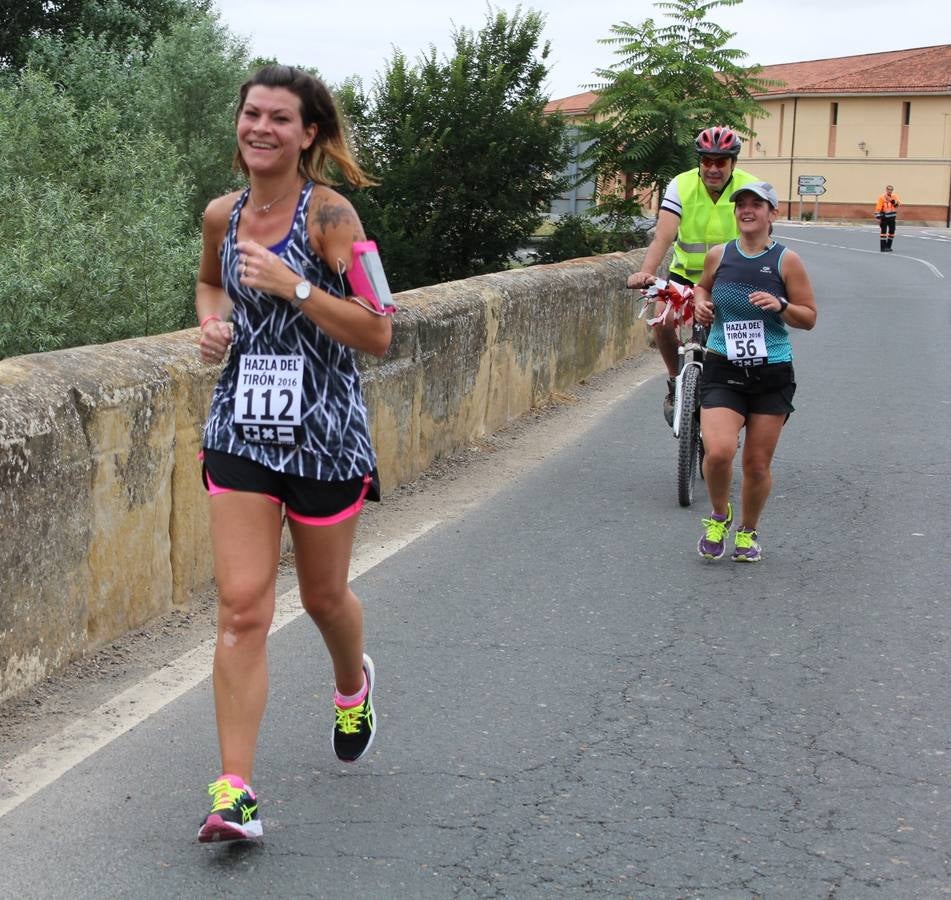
[900,101,911,158]
[828,102,838,156]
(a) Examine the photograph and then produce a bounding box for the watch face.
[295,281,310,301]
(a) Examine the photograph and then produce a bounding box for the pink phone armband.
[347,241,397,315]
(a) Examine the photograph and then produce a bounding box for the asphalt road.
[1,222,950,898]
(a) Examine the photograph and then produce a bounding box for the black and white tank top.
[202,183,377,480]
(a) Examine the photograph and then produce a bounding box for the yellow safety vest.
[670,167,759,283]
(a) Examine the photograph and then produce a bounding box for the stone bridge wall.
[0,249,650,701]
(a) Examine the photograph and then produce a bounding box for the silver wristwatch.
[292,280,312,309]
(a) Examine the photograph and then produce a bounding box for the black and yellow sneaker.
[332,654,376,762]
[197,775,262,843]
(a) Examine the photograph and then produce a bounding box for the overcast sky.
[211,0,948,100]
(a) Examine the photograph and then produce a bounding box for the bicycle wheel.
[676,364,702,507]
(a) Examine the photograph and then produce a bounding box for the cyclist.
[692,182,817,562]
[627,127,759,425]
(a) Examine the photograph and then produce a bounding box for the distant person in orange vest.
[875,185,900,252]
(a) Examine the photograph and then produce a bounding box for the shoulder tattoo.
[314,199,357,235]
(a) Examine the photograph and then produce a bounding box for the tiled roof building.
[546,46,951,225]
[755,45,951,96]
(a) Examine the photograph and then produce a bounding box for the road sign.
[798,175,826,187]
[798,184,826,196]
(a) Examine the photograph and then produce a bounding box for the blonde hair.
[233,64,376,189]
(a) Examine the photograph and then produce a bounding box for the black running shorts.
[201,448,380,525]
[700,352,796,418]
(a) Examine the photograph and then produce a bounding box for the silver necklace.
[249,187,293,214]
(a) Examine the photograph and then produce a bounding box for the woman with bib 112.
[692,182,816,563]
[195,64,393,843]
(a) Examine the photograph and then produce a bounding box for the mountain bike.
[638,280,708,507]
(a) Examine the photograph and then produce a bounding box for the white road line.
[0,522,439,819]
[778,234,945,278]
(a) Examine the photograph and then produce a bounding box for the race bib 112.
[234,354,303,444]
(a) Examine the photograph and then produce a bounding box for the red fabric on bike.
[647,283,695,327]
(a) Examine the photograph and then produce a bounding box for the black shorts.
[201,448,380,526]
[700,352,796,418]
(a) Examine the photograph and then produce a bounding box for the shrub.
[0,69,199,358]
[535,215,652,264]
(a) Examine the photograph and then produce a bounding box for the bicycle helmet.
[695,126,742,157]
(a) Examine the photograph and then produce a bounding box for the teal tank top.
[706,240,792,364]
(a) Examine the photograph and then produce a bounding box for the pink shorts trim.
[204,466,281,505]
[285,474,372,527]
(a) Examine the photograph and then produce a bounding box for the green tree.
[580,0,776,218]
[338,8,570,291]
[136,16,250,221]
[25,14,249,223]
[0,68,199,358]
[0,0,212,70]
[0,3,254,358]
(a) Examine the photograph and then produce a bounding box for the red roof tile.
[755,45,951,95]
[543,91,599,115]
[545,45,951,111]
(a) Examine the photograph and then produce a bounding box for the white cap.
[729,181,779,209]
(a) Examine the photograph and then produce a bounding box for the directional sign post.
[797,175,827,221]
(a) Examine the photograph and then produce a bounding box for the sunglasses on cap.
[699,156,732,169]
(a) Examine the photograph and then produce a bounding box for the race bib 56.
[723,319,767,367]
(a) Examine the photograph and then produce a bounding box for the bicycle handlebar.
[636,279,695,327]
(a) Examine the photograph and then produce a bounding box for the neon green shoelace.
[734,530,757,549]
[335,703,367,735]
[701,516,729,543]
[207,778,246,813]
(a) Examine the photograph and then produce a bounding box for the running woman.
[195,64,393,842]
[692,182,817,562]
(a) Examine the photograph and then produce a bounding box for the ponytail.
[302,120,376,189]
